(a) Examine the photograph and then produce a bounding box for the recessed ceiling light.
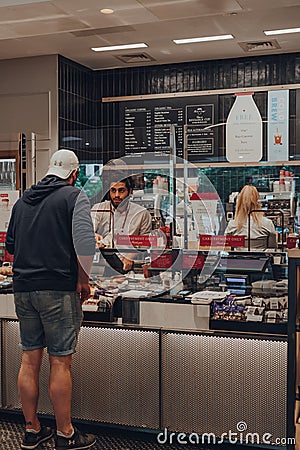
[173,34,234,44]
[264,27,300,36]
[100,8,114,14]
[91,43,148,52]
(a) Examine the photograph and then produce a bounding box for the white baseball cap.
[46,149,79,179]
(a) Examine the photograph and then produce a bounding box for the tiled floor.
[0,417,213,450]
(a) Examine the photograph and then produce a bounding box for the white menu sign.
[226,93,262,163]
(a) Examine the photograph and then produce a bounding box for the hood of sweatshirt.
[22,176,71,205]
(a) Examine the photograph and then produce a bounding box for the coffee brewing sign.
[267,90,289,161]
[226,93,262,163]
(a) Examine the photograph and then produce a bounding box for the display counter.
[0,293,289,448]
[87,249,289,335]
[0,247,292,448]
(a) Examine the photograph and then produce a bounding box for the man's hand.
[76,282,91,304]
[120,256,133,271]
[95,233,105,248]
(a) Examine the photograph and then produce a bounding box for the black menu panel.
[120,95,218,162]
[153,106,183,152]
[186,103,215,161]
[124,107,152,152]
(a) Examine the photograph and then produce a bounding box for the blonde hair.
[235,185,262,231]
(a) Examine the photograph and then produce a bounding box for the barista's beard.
[111,195,130,210]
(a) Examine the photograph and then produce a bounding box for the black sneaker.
[21,426,53,449]
[55,427,96,450]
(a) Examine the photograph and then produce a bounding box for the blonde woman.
[225,185,277,250]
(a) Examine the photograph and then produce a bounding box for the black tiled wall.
[58,56,100,162]
[96,53,300,98]
[58,53,300,200]
[95,53,300,163]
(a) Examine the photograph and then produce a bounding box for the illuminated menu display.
[124,107,152,151]
[153,106,183,152]
[186,104,215,160]
[121,96,218,161]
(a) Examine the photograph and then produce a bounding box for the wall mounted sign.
[226,93,262,163]
[121,96,218,162]
[267,90,289,161]
[186,104,215,158]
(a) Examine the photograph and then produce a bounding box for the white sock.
[57,428,74,439]
[26,428,41,434]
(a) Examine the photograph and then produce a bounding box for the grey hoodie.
[6,176,95,292]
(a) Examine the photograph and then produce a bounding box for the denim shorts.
[14,291,83,356]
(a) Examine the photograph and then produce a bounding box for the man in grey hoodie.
[6,149,96,450]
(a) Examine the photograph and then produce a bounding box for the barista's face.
[109,181,131,208]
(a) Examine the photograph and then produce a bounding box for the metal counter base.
[0,319,288,448]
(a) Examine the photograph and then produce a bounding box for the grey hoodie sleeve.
[72,190,96,257]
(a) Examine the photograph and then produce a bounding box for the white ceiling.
[0,0,300,70]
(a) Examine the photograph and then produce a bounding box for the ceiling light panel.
[264,27,300,35]
[91,43,148,52]
[100,9,114,14]
[0,0,49,5]
[173,34,234,44]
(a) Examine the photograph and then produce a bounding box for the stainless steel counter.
[0,300,288,447]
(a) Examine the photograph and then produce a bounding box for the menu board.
[124,107,152,152]
[120,95,218,162]
[153,106,183,152]
[186,104,215,160]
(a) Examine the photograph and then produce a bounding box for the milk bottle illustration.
[226,92,262,163]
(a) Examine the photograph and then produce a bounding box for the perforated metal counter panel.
[161,332,287,444]
[2,321,160,429]
[2,320,288,446]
